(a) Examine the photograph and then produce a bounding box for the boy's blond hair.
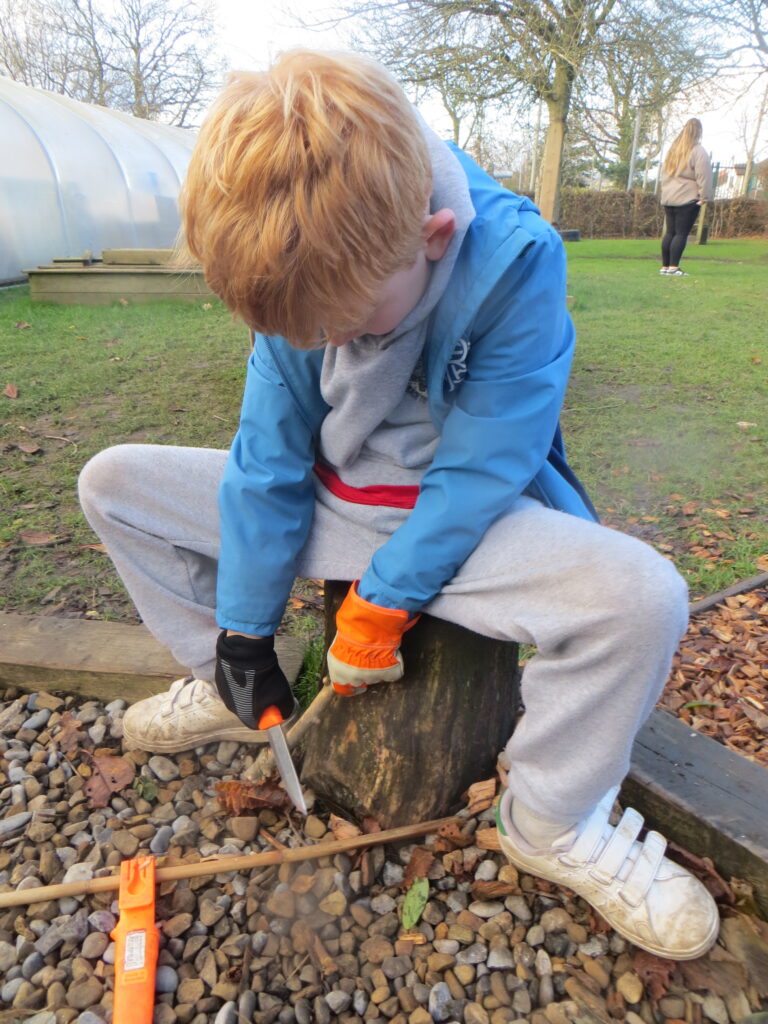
[179,50,432,347]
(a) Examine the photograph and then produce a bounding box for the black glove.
[214,631,295,730]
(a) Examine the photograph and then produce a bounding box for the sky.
[212,0,766,167]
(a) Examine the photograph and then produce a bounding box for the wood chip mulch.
[660,584,768,768]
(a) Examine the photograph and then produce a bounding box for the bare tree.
[0,0,222,125]
[571,4,717,188]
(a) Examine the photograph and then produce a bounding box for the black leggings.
[662,202,700,266]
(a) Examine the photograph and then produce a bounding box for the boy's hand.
[214,631,295,729]
[327,582,419,696]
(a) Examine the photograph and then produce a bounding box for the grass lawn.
[0,237,766,642]
[563,237,767,595]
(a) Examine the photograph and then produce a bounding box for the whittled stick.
[0,814,455,910]
[246,682,335,782]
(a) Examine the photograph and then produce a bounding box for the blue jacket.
[216,145,597,635]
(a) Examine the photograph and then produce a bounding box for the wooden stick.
[0,815,456,910]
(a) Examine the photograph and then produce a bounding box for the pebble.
[0,683,753,1024]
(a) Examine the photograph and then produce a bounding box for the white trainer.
[497,788,719,960]
[122,676,298,753]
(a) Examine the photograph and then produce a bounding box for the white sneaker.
[497,788,719,960]
[122,676,298,753]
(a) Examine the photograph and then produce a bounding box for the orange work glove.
[327,581,420,696]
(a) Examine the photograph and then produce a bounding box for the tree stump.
[300,581,521,828]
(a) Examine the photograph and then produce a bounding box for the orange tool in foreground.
[110,855,159,1024]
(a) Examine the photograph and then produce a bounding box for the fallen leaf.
[215,778,292,814]
[736,421,757,429]
[718,914,768,997]
[402,846,435,889]
[633,950,675,1005]
[118,297,129,306]
[679,952,749,999]
[83,753,135,807]
[79,543,108,553]
[401,876,429,930]
[16,443,41,454]
[3,383,18,399]
[19,529,59,546]
[14,321,31,329]
[53,711,86,754]
[757,554,768,571]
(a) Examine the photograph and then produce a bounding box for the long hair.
[178,51,432,348]
[663,118,703,176]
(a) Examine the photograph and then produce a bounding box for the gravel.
[1,684,766,1024]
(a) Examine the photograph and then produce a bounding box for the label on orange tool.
[123,929,147,971]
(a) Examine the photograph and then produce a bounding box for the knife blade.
[258,705,307,816]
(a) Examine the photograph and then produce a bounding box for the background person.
[660,118,713,276]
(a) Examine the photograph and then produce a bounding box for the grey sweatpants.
[78,444,688,821]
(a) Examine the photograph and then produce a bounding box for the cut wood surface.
[627,707,768,918]
[0,613,304,703]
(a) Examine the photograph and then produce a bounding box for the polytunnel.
[0,76,196,284]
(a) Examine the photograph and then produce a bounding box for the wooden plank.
[626,708,768,917]
[0,613,305,704]
[101,248,175,265]
[26,268,214,305]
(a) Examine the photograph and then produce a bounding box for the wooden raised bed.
[25,248,214,305]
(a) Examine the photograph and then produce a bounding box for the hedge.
[556,190,768,238]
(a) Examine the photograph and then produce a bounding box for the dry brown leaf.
[14,321,31,329]
[79,543,108,553]
[53,711,86,753]
[679,953,749,999]
[16,443,41,454]
[19,529,59,546]
[216,778,292,815]
[3,383,19,399]
[632,950,675,1005]
[718,914,768,997]
[83,753,135,808]
[402,846,435,889]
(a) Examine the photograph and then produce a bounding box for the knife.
[258,705,307,816]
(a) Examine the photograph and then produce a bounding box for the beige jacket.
[661,143,713,206]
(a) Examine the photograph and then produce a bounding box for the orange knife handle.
[110,856,159,1024]
[258,704,284,729]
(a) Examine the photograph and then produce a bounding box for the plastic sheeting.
[0,76,195,283]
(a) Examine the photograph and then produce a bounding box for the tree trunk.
[537,63,574,224]
[300,581,520,829]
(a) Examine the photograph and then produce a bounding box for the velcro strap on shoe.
[621,830,667,907]
[567,804,611,865]
[589,808,644,884]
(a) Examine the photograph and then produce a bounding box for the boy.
[79,50,719,960]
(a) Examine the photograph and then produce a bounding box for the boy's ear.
[423,208,456,261]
